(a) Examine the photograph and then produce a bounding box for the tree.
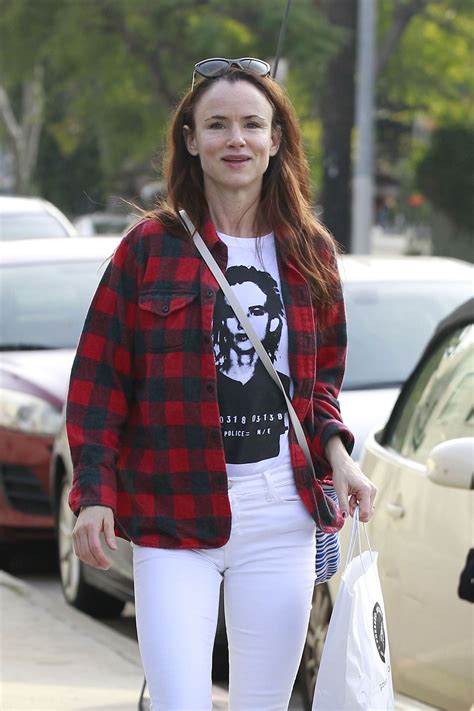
[0,66,44,194]
[314,0,356,252]
[313,0,473,250]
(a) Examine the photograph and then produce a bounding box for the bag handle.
[344,506,374,570]
[178,208,317,481]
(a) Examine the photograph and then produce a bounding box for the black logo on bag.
[372,602,386,663]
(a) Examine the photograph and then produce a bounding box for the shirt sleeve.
[66,235,140,515]
[308,259,355,477]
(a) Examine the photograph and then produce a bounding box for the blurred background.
[1,0,472,257]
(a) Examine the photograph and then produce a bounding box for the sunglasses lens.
[238,58,270,76]
[195,59,229,78]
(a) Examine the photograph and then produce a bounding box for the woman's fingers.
[332,458,377,523]
[72,506,113,570]
[103,513,118,551]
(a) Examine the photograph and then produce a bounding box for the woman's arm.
[309,251,377,522]
[66,232,140,516]
[325,435,376,523]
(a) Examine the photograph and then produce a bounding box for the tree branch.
[0,84,21,142]
[376,0,431,77]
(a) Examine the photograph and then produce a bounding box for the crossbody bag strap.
[178,208,317,481]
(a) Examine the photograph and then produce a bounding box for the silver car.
[0,196,78,240]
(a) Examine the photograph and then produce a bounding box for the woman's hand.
[325,436,377,523]
[72,505,117,570]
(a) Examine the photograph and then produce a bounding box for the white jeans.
[132,463,317,711]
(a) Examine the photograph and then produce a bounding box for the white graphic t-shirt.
[213,231,294,477]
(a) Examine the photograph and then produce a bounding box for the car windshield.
[0,213,70,240]
[0,259,110,349]
[343,281,473,389]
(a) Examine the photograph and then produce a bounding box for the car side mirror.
[426,437,474,490]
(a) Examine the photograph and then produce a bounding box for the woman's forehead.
[194,79,273,121]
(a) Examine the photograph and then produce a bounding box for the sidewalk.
[0,571,229,711]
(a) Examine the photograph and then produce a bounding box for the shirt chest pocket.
[138,288,201,353]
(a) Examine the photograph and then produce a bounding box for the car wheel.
[56,478,125,618]
[298,583,332,710]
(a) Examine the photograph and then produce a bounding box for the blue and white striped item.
[315,483,341,584]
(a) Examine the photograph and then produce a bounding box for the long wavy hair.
[150,67,340,309]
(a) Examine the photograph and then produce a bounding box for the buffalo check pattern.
[67,217,354,548]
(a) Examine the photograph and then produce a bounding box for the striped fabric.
[315,483,341,584]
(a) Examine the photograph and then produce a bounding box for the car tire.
[56,477,125,619]
[298,583,333,710]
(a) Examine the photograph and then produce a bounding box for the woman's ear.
[183,124,198,156]
[269,125,281,157]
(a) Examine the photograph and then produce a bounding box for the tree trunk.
[317,0,357,252]
[0,65,44,195]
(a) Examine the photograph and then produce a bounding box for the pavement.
[0,570,229,711]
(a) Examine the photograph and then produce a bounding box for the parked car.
[73,211,135,237]
[339,255,473,459]
[0,196,77,240]
[0,237,120,565]
[300,298,474,710]
[50,255,473,625]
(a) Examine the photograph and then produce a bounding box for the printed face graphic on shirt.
[213,265,284,380]
[223,282,279,355]
[213,265,290,464]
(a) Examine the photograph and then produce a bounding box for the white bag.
[312,509,395,711]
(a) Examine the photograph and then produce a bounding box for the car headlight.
[0,388,62,436]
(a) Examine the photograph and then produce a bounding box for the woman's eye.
[246,122,261,129]
[209,122,224,129]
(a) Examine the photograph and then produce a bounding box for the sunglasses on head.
[192,57,271,91]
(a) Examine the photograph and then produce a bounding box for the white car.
[301,299,474,710]
[339,255,473,459]
[73,211,135,236]
[0,196,77,240]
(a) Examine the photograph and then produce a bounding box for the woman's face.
[184,79,280,196]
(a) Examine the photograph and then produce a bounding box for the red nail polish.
[342,511,348,519]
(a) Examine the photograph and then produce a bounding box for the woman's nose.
[227,126,245,147]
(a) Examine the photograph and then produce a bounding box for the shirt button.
[161,304,170,313]
[206,289,214,298]
[206,383,215,394]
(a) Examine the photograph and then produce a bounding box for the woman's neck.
[205,183,264,238]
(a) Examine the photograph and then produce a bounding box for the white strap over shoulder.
[178,208,317,482]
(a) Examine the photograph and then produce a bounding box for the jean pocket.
[274,480,301,503]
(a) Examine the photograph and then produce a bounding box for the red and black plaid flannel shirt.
[67,217,354,548]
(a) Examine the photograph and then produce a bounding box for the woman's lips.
[222,156,250,165]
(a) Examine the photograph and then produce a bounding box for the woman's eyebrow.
[204,114,267,122]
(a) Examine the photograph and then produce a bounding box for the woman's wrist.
[324,435,351,468]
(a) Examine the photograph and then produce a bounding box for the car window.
[0,214,69,239]
[0,259,110,349]
[384,324,474,463]
[343,281,473,389]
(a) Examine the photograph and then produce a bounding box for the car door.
[367,324,474,710]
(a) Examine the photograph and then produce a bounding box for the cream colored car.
[301,300,474,710]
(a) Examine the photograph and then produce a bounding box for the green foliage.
[416,123,474,232]
[377,1,474,124]
[2,0,472,217]
[1,0,343,206]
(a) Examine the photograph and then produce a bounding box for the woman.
[67,57,377,710]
